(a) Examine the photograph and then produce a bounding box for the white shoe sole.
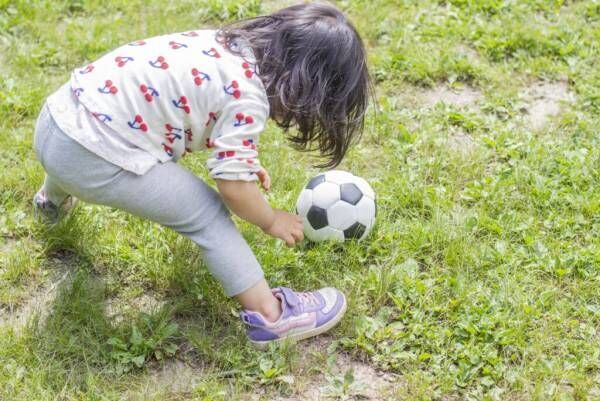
[250,294,348,349]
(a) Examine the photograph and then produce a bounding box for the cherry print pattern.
[172,96,190,114]
[79,64,94,74]
[92,112,112,123]
[242,139,257,150]
[163,143,174,157]
[205,112,217,127]
[168,41,188,49]
[202,48,221,58]
[191,68,211,86]
[139,84,159,102]
[242,61,257,78]
[75,32,263,168]
[98,80,118,95]
[234,112,254,127]
[164,124,183,143]
[115,56,134,67]
[217,150,235,160]
[237,157,256,164]
[128,114,148,132]
[223,80,241,99]
[149,56,169,69]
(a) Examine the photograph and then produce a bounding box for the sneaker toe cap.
[317,288,346,324]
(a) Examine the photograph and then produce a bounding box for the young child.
[32,3,370,347]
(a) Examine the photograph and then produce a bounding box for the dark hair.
[218,2,372,168]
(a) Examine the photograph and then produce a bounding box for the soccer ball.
[296,170,376,242]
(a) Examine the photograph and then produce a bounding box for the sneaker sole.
[249,293,348,349]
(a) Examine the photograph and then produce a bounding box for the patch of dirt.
[125,359,205,400]
[0,256,73,330]
[422,84,482,108]
[455,44,480,62]
[268,337,401,401]
[0,237,18,254]
[105,293,167,323]
[446,132,478,154]
[520,80,575,129]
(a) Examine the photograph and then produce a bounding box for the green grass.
[1,0,599,400]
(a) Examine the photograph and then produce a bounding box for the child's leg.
[39,174,70,206]
[35,115,280,316]
[236,279,282,321]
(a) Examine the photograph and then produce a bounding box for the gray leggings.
[33,104,264,296]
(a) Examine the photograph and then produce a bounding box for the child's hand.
[263,210,304,246]
[257,167,270,192]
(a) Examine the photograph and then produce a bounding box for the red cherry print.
[242,62,249,69]
[105,80,112,87]
[183,106,190,114]
[109,86,118,94]
[165,123,173,131]
[226,151,235,157]
[245,70,253,78]
[180,96,187,104]
[247,159,255,164]
[231,80,239,89]
[235,112,244,120]
[233,90,241,99]
[118,61,125,67]
[115,56,122,62]
[194,77,202,86]
[191,68,199,75]
[134,114,143,123]
[144,94,153,102]
[140,84,148,92]
[157,56,165,62]
[140,123,148,132]
[245,116,253,124]
[161,63,169,69]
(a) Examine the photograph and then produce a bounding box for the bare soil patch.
[0,255,74,329]
[421,84,482,109]
[520,80,575,129]
[126,358,205,400]
[268,337,401,401]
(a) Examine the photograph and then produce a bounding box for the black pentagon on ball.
[340,183,363,205]
[307,205,328,230]
[344,222,366,239]
[305,174,325,190]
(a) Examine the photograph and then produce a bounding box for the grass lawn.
[0,0,598,400]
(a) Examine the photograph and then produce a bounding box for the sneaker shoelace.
[297,291,319,306]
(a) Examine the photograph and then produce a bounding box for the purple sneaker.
[240,287,347,348]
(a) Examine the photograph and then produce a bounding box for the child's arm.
[216,179,304,246]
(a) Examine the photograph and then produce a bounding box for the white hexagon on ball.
[311,226,345,242]
[311,182,340,209]
[355,196,376,227]
[324,170,355,185]
[327,201,357,230]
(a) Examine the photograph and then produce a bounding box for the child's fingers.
[292,229,304,242]
[284,234,295,247]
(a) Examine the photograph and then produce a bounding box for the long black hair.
[218,2,372,168]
